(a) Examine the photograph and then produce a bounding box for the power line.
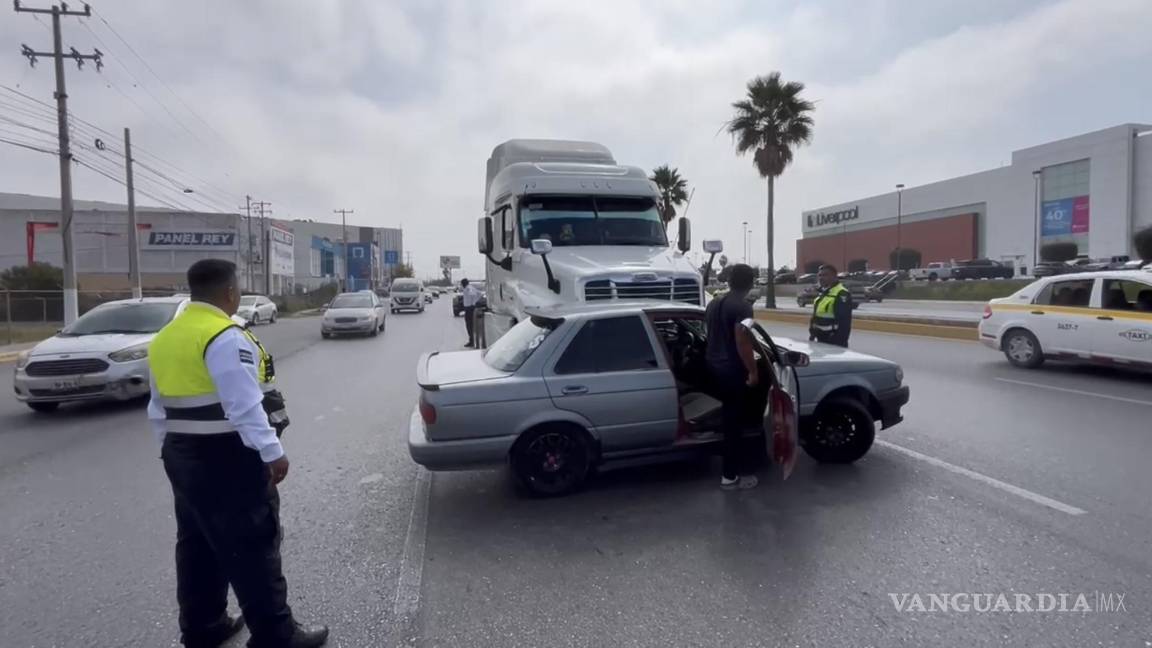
[90,6,229,146]
[1,83,247,207]
[0,136,57,156]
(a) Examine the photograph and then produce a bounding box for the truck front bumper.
[877,385,910,429]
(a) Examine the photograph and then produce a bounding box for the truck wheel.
[928,273,938,281]
[801,398,875,464]
[1003,329,1044,368]
[510,424,593,497]
[27,401,60,413]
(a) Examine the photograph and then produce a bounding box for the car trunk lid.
[417,350,510,390]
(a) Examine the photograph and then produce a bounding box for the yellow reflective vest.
[149,302,273,433]
[810,283,848,333]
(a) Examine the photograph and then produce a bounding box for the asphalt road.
[2,300,1150,646]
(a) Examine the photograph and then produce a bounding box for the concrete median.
[756,309,978,341]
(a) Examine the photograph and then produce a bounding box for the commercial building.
[797,124,1152,274]
[0,192,402,295]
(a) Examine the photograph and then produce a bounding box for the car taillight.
[982,305,993,319]
[419,393,437,425]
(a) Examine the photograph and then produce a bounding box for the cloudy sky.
[2,0,1150,277]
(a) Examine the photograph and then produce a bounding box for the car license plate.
[52,379,79,391]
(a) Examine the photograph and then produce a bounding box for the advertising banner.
[144,230,238,250]
[270,226,295,276]
[1041,199,1074,237]
[439,255,461,269]
[384,250,399,265]
[346,242,373,292]
[1071,196,1090,234]
[1042,196,1090,238]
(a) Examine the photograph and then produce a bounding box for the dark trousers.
[161,433,295,647]
[810,328,849,348]
[464,306,476,343]
[709,365,750,480]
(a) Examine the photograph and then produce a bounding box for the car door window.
[1100,279,1152,311]
[1034,279,1093,307]
[555,316,658,375]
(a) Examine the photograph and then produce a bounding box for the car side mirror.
[530,239,553,256]
[677,218,691,253]
[477,216,494,255]
[784,350,810,367]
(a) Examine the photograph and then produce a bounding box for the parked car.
[424,292,434,304]
[1032,261,1068,278]
[321,292,387,338]
[390,278,427,313]
[774,272,797,284]
[409,301,909,496]
[908,262,954,282]
[237,294,278,325]
[1067,255,1132,272]
[978,269,1152,369]
[950,259,1015,280]
[12,296,188,412]
[796,273,818,284]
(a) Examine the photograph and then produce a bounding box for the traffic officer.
[808,264,853,347]
[148,259,327,648]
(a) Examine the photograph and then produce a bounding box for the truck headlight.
[109,343,149,363]
[15,350,31,369]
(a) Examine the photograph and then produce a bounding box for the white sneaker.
[720,476,739,490]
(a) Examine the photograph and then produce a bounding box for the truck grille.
[584,278,700,305]
[25,359,110,376]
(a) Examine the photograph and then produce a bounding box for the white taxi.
[979,269,1152,369]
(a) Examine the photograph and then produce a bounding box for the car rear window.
[483,316,559,372]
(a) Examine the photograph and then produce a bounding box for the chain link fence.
[0,289,176,346]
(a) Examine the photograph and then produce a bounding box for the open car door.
[741,319,802,479]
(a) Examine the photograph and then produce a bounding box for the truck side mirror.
[530,239,553,256]
[677,218,691,253]
[477,216,494,255]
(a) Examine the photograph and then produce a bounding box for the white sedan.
[238,295,278,325]
[979,269,1152,369]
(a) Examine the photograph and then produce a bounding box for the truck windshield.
[520,196,667,247]
[483,316,559,372]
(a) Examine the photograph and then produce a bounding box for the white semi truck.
[476,139,709,345]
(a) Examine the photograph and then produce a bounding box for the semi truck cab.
[476,139,702,345]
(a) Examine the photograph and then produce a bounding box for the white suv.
[979,269,1152,369]
[390,279,426,313]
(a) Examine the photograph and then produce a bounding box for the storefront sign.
[270,226,294,276]
[807,206,859,229]
[144,230,237,249]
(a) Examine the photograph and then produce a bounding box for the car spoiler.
[416,351,440,391]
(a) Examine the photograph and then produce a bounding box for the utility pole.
[895,183,905,271]
[334,208,353,290]
[250,201,271,294]
[123,128,141,298]
[16,1,103,324]
[239,195,253,292]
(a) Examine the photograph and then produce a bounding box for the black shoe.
[464,342,474,348]
[185,613,244,648]
[287,623,329,648]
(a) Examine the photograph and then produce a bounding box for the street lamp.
[1032,170,1042,268]
[742,221,749,264]
[895,184,905,270]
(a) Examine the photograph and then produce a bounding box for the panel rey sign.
[143,230,238,250]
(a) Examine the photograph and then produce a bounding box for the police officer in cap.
[148,259,327,648]
[808,264,853,347]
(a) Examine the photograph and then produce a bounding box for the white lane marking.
[875,440,1087,516]
[994,377,1152,407]
[393,467,431,620]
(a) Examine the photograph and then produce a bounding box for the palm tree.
[726,72,815,308]
[649,165,690,229]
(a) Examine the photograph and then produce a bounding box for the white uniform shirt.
[462,285,482,308]
[148,313,284,462]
